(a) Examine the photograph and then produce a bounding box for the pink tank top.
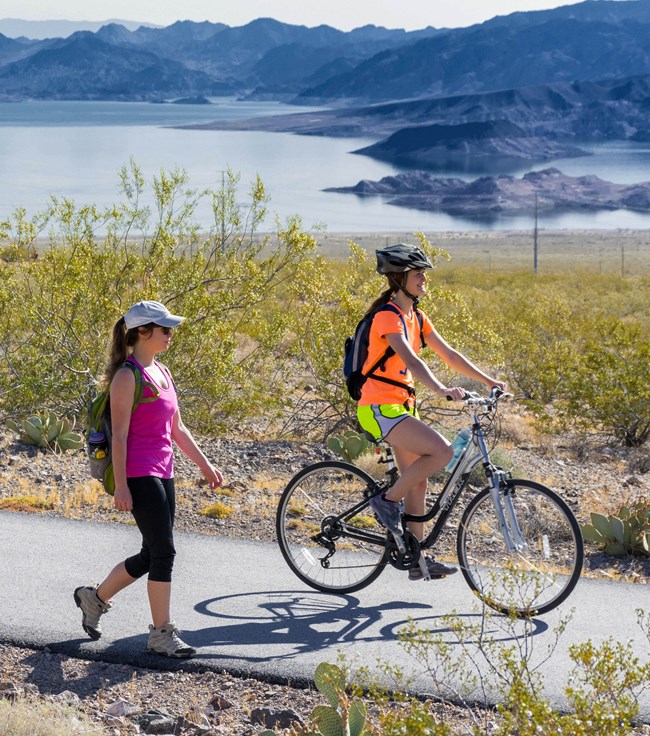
[125,357,178,479]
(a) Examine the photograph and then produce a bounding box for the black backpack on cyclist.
[343,303,425,401]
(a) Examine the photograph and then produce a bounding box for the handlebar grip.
[446,391,472,402]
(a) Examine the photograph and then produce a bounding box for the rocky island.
[324,168,650,216]
[353,120,585,166]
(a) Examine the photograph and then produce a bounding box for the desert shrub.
[0,163,317,433]
[337,606,650,736]
[492,289,583,407]
[558,318,650,446]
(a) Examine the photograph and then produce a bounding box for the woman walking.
[358,243,506,580]
[74,300,223,658]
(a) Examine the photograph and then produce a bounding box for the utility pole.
[533,193,539,275]
[221,170,226,255]
[621,244,625,278]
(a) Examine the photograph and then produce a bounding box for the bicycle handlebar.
[446,387,513,404]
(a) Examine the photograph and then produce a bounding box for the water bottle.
[88,431,108,460]
[88,430,110,481]
[445,428,472,472]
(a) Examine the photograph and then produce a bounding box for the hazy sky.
[1,1,584,31]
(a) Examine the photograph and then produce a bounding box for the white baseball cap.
[124,300,185,330]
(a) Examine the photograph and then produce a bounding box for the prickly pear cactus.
[326,431,371,463]
[314,662,346,708]
[582,501,650,558]
[257,662,366,736]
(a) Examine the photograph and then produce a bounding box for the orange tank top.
[358,303,432,407]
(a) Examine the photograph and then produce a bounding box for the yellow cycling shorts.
[357,403,419,442]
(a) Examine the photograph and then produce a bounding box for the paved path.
[1,511,649,718]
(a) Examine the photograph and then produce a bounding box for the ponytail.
[101,317,140,387]
[363,273,407,319]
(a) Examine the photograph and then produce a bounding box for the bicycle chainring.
[385,530,421,570]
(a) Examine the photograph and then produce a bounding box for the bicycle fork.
[488,470,528,553]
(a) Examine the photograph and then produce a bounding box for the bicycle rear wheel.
[457,479,583,616]
[276,461,388,594]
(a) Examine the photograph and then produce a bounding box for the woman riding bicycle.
[358,243,506,581]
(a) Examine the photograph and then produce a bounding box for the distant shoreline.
[310,228,650,275]
[28,228,650,275]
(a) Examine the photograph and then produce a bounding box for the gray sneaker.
[409,556,458,581]
[369,493,404,536]
[73,585,111,640]
[147,622,196,659]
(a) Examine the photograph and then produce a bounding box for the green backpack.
[86,360,159,495]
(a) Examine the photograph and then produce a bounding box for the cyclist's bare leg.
[383,416,452,516]
[392,445,427,540]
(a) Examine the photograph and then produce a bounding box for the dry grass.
[0,696,95,736]
[250,472,291,493]
[200,501,236,519]
[61,480,111,515]
[0,495,55,512]
[314,229,650,276]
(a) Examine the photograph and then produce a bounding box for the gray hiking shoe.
[369,493,404,536]
[146,622,196,659]
[409,556,458,581]
[73,585,111,640]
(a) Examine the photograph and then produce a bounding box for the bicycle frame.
[322,389,526,560]
[406,398,528,555]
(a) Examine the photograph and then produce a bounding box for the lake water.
[2,99,650,232]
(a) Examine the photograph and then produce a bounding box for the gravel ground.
[1,427,649,734]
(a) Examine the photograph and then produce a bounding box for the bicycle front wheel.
[276,461,388,594]
[457,479,583,616]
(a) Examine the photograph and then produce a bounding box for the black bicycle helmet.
[376,243,433,274]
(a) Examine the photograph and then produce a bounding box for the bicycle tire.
[276,461,388,594]
[457,479,583,616]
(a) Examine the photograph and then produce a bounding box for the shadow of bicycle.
[181,589,548,662]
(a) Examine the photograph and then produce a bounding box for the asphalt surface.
[1,511,649,718]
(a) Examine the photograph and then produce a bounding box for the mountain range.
[0,18,160,39]
[1,0,650,105]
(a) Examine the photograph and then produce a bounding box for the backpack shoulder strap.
[363,303,401,376]
[363,303,416,396]
[119,360,160,411]
[414,307,426,351]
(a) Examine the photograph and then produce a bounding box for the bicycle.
[276,388,584,617]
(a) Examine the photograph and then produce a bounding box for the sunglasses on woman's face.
[156,325,173,335]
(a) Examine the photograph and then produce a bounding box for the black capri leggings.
[124,476,176,583]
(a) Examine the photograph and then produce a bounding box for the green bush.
[558,318,650,446]
[337,605,650,735]
[0,163,317,434]
[491,289,582,407]
[2,170,648,449]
